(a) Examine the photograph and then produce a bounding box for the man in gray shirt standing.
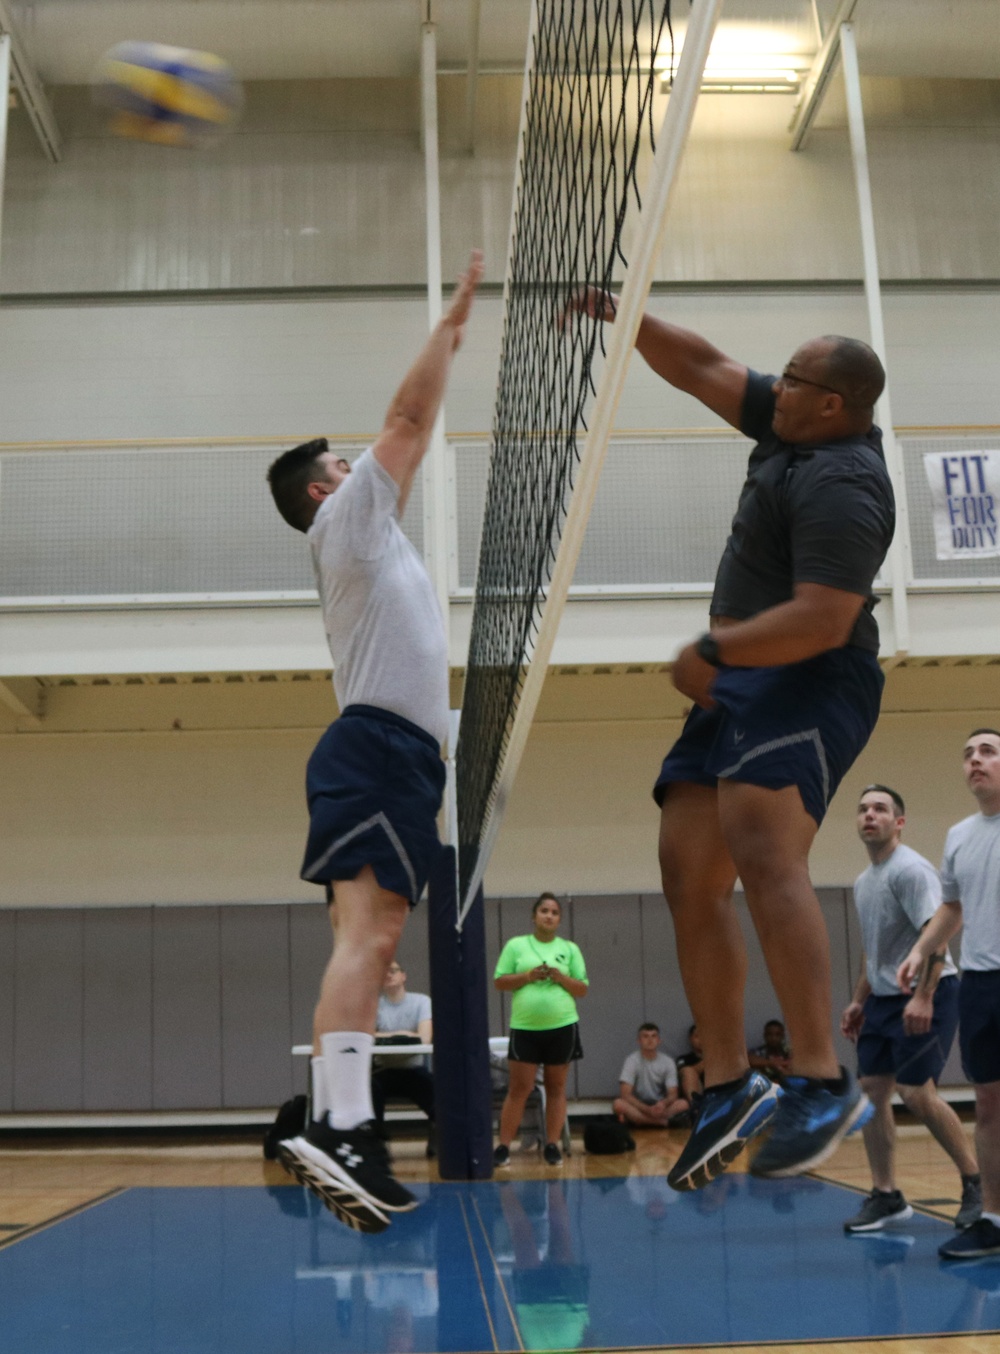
[900,730,1000,1260]
[841,784,979,1234]
[265,251,482,1234]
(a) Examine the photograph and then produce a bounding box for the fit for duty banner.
[923,451,1000,560]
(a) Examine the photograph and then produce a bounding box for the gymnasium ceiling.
[6,0,1000,84]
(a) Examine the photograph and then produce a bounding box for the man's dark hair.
[638,1021,660,1035]
[267,437,331,532]
[819,336,885,409]
[968,728,1000,741]
[861,783,905,816]
[531,891,561,917]
[764,1020,785,1032]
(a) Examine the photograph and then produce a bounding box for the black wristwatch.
[695,632,723,667]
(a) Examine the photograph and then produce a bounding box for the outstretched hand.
[445,249,485,348]
[559,284,619,331]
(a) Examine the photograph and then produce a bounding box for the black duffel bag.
[583,1116,635,1155]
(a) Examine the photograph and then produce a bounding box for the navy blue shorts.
[856,976,960,1086]
[301,704,445,905]
[959,970,1000,1085]
[653,646,883,826]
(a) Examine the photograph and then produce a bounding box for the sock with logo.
[321,1031,375,1131]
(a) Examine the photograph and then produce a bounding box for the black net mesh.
[456,0,675,904]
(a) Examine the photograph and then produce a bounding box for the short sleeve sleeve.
[414,993,432,1024]
[568,943,588,983]
[342,448,402,561]
[619,1052,638,1085]
[739,371,778,441]
[940,830,961,903]
[896,859,942,930]
[787,456,893,595]
[662,1055,678,1090]
[494,939,518,979]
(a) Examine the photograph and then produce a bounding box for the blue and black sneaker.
[750,1066,872,1179]
[666,1070,780,1192]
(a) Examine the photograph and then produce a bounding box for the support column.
[841,22,911,655]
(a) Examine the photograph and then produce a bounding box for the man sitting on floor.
[373,962,435,1157]
[614,1023,692,1128]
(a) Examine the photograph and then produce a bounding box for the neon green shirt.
[494,933,588,1031]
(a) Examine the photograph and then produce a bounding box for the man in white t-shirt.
[613,1023,691,1127]
[899,730,1000,1261]
[372,962,435,1154]
[840,784,978,1235]
[265,251,483,1234]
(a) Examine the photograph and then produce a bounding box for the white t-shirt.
[308,449,449,745]
[619,1050,677,1103]
[940,811,1000,972]
[853,842,957,996]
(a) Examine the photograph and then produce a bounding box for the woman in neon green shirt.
[493,893,589,1167]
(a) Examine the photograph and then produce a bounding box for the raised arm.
[567,287,749,429]
[373,249,484,514]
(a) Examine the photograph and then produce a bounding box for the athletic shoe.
[493,1144,511,1168]
[955,1174,983,1230]
[543,1142,563,1166]
[843,1188,913,1233]
[938,1217,1000,1260]
[666,1070,781,1192]
[280,1119,417,1227]
[750,1067,872,1179]
[276,1134,389,1234]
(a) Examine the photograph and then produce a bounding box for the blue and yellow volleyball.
[93,41,243,148]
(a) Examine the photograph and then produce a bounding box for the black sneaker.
[956,1174,983,1230]
[938,1217,1000,1260]
[666,1070,780,1192]
[543,1142,563,1166]
[282,1120,417,1222]
[844,1189,913,1233]
[276,1131,389,1234]
[750,1067,872,1179]
[493,1144,511,1168]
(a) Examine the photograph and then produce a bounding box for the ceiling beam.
[0,0,61,163]
[788,0,861,152]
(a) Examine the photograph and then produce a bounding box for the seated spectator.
[747,1019,792,1082]
[613,1023,691,1128]
[372,962,435,1155]
[675,1024,705,1105]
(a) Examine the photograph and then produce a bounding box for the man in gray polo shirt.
[900,729,1000,1260]
[841,784,978,1234]
[614,1023,691,1127]
[372,962,435,1154]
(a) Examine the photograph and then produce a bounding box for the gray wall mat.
[289,904,331,1056]
[13,909,84,1111]
[570,895,647,1099]
[0,912,14,1111]
[220,906,293,1109]
[83,908,153,1111]
[152,908,223,1109]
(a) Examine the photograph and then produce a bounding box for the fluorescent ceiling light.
[657,30,813,94]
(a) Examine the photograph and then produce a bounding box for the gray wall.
[0,890,964,1113]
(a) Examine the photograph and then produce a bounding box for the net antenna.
[455,0,722,922]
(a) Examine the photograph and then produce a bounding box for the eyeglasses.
[778,367,845,398]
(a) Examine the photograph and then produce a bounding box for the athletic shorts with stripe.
[301,704,445,905]
[653,646,883,827]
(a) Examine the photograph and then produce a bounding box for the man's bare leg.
[859,1075,898,1192]
[717,780,839,1080]
[659,783,745,1087]
[974,1082,1000,1216]
[897,1080,978,1179]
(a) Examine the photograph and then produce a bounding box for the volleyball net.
[454,0,721,918]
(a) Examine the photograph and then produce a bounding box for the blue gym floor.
[1,1174,998,1353]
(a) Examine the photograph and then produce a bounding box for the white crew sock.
[310,1056,329,1125]
[321,1031,375,1130]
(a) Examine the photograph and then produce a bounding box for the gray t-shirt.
[853,842,957,995]
[940,811,1000,972]
[308,449,449,745]
[375,990,432,1069]
[619,1050,677,1103]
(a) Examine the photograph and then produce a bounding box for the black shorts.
[653,646,883,827]
[856,976,959,1086]
[959,969,1000,1085]
[508,1023,583,1066]
[301,704,445,905]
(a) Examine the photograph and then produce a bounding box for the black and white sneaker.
[493,1144,511,1168]
[543,1142,563,1166]
[280,1120,417,1231]
[276,1133,389,1234]
[939,1217,1000,1260]
[844,1189,913,1233]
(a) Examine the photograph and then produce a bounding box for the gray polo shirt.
[375,990,432,1070]
[940,811,1000,972]
[308,449,449,745]
[619,1050,677,1103]
[853,843,957,996]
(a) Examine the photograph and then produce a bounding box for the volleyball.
[92,41,243,148]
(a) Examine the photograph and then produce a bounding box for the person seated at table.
[372,961,435,1155]
[747,1019,793,1083]
[613,1023,691,1127]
